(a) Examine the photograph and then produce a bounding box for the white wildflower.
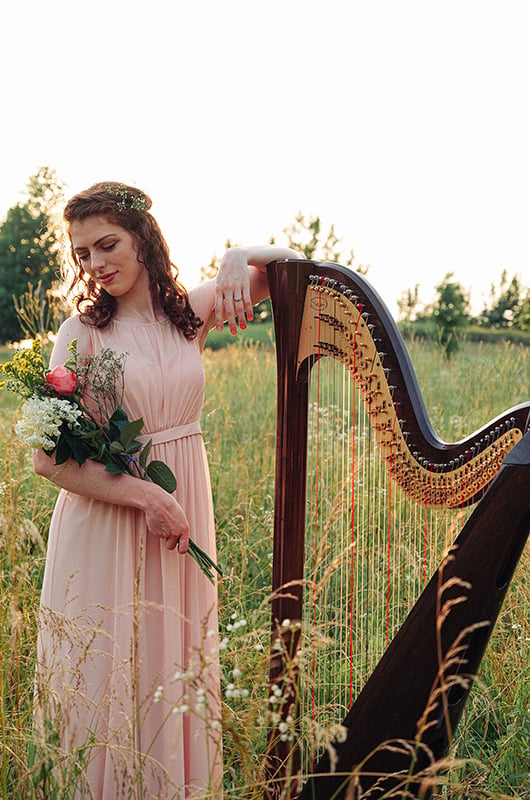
[15,396,82,449]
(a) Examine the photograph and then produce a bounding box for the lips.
[97,272,118,285]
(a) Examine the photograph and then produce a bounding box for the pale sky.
[2,0,529,316]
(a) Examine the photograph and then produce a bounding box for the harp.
[265,259,530,799]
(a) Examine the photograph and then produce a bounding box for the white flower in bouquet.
[15,396,83,449]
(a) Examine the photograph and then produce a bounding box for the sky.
[2,0,529,316]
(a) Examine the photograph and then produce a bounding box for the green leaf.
[123,441,142,455]
[119,417,144,449]
[59,425,91,467]
[109,440,125,454]
[108,407,131,438]
[146,461,177,494]
[78,429,102,440]
[52,433,73,465]
[109,406,129,426]
[105,462,126,475]
[139,439,152,469]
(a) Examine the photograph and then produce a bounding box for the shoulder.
[50,315,92,368]
[188,280,217,338]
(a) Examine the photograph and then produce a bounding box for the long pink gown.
[36,309,222,799]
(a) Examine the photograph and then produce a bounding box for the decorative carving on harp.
[265,259,530,800]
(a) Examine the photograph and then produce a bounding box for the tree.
[397,284,422,323]
[281,212,368,272]
[515,289,530,331]
[432,273,470,358]
[479,270,521,328]
[0,166,64,343]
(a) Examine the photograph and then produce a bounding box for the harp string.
[298,286,472,778]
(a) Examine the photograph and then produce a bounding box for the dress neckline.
[112,315,171,327]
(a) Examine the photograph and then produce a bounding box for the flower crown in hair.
[106,184,149,212]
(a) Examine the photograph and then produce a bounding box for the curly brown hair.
[62,181,202,338]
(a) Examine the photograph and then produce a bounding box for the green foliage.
[515,288,530,331]
[281,211,360,267]
[479,270,522,328]
[0,166,64,344]
[432,272,470,358]
[397,283,422,322]
[13,281,66,343]
[0,339,529,797]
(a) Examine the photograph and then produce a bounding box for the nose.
[90,250,107,275]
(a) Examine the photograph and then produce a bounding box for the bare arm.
[33,449,189,551]
[195,245,303,339]
[214,244,303,333]
[33,317,189,552]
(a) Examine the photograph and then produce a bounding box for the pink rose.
[46,365,77,395]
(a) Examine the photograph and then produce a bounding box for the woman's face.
[69,216,149,301]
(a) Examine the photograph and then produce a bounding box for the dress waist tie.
[137,420,201,446]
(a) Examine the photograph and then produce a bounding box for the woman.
[33,181,301,798]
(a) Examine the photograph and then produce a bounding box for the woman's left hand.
[214,247,254,334]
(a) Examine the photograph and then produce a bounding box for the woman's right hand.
[143,484,190,552]
[33,447,190,552]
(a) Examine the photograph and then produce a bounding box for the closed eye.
[76,241,117,262]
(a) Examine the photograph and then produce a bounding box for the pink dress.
[36,310,222,799]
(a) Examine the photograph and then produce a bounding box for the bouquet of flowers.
[0,338,222,583]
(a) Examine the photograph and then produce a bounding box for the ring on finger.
[234,295,242,302]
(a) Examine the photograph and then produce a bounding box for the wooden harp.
[265,259,530,799]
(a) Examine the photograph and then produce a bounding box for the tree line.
[1,167,529,353]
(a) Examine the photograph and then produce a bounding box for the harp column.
[266,261,311,797]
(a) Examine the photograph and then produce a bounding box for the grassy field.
[1,335,529,799]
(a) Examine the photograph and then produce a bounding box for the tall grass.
[1,338,529,798]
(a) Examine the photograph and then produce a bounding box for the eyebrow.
[73,233,118,252]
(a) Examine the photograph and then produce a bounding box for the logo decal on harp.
[310,296,327,310]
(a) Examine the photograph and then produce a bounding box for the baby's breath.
[105,184,148,213]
